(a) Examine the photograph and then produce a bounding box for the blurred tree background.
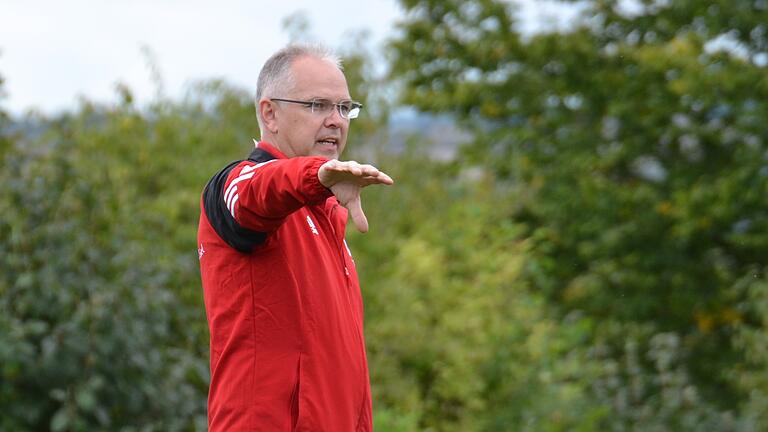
[2,0,768,430]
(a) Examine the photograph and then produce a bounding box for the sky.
[0,0,581,116]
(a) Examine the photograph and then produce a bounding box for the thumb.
[347,196,369,233]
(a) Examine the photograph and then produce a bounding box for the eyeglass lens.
[310,99,360,119]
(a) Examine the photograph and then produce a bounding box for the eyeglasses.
[270,98,363,120]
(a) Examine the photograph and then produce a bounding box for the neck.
[260,133,294,158]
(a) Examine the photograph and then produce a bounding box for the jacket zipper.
[326,204,370,428]
[325,207,367,364]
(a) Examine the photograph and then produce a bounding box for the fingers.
[368,171,394,185]
[348,196,369,233]
[337,160,365,177]
[335,160,371,176]
[329,160,394,185]
[320,159,394,188]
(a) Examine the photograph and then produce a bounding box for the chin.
[313,147,340,160]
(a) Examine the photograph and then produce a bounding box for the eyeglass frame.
[270,97,363,120]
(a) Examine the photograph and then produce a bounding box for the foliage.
[387,0,768,429]
[0,81,259,430]
[352,150,601,431]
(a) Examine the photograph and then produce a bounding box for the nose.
[323,105,345,129]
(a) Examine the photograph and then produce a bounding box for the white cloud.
[0,0,579,115]
[0,0,402,114]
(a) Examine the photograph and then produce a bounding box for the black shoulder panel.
[202,147,276,253]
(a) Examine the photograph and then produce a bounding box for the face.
[263,56,352,159]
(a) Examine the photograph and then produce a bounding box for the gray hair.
[255,44,343,134]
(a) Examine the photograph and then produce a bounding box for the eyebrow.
[305,96,354,102]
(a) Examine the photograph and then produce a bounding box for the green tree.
[352,141,624,432]
[0,78,264,429]
[388,0,768,429]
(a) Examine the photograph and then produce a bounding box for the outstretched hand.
[318,159,394,233]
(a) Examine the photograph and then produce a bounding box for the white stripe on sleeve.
[229,194,239,218]
[224,185,238,210]
[224,172,254,204]
[223,160,277,216]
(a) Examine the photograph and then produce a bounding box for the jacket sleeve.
[222,156,333,233]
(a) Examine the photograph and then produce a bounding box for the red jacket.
[197,142,372,431]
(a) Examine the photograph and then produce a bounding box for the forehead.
[289,56,350,99]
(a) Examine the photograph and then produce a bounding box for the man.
[197,44,393,431]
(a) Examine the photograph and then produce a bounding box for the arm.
[204,156,393,253]
[227,156,333,233]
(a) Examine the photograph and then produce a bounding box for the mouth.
[316,137,339,147]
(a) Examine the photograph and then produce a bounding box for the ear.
[259,99,279,134]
